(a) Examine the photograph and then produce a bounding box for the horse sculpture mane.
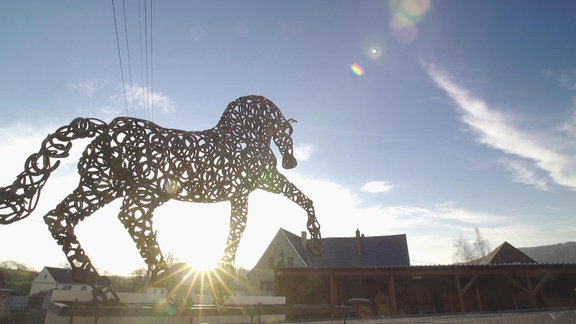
[0,95,322,304]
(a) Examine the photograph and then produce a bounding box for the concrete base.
[44,291,286,324]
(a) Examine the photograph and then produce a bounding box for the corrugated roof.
[281,228,410,267]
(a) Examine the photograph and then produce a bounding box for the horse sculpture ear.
[287,118,297,124]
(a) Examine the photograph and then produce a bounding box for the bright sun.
[180,249,221,272]
[154,202,230,273]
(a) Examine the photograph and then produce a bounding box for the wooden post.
[526,276,537,308]
[330,274,337,305]
[388,275,397,315]
[475,284,483,311]
[329,274,337,318]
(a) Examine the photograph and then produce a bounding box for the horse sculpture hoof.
[307,238,323,256]
[90,276,120,304]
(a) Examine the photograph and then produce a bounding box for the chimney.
[356,228,363,255]
[301,231,307,249]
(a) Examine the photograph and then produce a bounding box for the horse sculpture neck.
[216,95,280,136]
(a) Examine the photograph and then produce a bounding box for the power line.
[144,0,152,119]
[150,0,154,121]
[112,0,154,119]
[121,0,136,116]
[111,0,129,116]
[138,0,146,115]
[144,0,151,120]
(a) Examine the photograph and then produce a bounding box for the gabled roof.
[468,241,536,265]
[280,228,410,267]
[43,267,75,283]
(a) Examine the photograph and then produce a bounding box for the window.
[268,257,274,268]
[260,281,273,291]
[62,285,72,290]
[80,286,87,291]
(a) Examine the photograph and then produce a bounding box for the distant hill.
[519,242,576,263]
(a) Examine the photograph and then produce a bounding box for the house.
[247,228,409,296]
[275,241,576,318]
[29,267,91,295]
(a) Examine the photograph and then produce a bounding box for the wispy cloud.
[557,69,576,91]
[293,143,315,161]
[68,79,175,120]
[561,107,576,138]
[499,158,549,191]
[361,180,394,193]
[67,80,105,98]
[424,63,576,190]
[543,69,576,138]
[382,205,507,225]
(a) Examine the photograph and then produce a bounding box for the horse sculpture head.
[273,117,298,169]
[219,95,300,170]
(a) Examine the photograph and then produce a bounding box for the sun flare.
[179,252,221,273]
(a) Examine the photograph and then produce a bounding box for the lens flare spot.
[361,33,387,62]
[368,46,383,60]
[350,63,365,76]
[388,0,431,43]
[402,0,431,17]
[390,14,418,43]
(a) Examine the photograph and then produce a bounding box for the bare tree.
[473,227,491,257]
[452,233,476,263]
[453,228,491,263]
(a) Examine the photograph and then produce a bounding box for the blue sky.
[1,1,575,275]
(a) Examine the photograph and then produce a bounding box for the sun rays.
[153,262,236,306]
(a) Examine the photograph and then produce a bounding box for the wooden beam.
[461,274,479,295]
[504,274,529,293]
[454,275,465,312]
[531,273,551,296]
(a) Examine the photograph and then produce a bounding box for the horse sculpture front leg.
[258,170,322,255]
[213,195,249,306]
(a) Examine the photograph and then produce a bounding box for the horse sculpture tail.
[0,118,108,224]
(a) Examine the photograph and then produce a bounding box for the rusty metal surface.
[0,95,322,303]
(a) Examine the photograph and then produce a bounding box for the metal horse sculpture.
[0,95,322,303]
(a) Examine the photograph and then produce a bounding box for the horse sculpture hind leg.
[258,170,322,255]
[43,185,120,303]
[117,191,170,287]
